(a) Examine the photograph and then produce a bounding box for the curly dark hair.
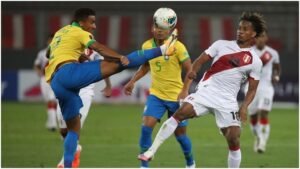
[239,12,267,37]
[74,8,96,22]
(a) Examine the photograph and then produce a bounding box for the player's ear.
[78,21,84,27]
[151,25,155,33]
[252,32,257,38]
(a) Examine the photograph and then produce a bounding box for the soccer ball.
[153,8,177,30]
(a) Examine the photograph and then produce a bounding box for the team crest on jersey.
[243,54,251,63]
[264,53,270,59]
[260,51,272,66]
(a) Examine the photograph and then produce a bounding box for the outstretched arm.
[187,52,212,80]
[89,41,129,65]
[178,58,193,101]
[124,63,150,95]
[272,63,281,83]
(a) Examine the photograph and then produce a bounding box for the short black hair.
[74,8,96,22]
[239,12,267,37]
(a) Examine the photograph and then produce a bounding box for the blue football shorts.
[50,60,102,121]
[143,94,188,127]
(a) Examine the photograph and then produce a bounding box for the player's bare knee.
[174,103,196,121]
[250,114,258,120]
[225,133,240,147]
[173,111,189,122]
[66,115,81,134]
[227,135,240,146]
[223,126,240,145]
[260,110,269,118]
[142,116,157,128]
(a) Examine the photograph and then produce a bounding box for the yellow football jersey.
[45,22,95,82]
[142,39,190,101]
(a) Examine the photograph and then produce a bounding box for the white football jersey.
[196,40,262,109]
[34,47,49,74]
[253,45,280,87]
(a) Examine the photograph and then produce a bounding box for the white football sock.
[256,124,264,140]
[261,123,270,143]
[144,117,178,157]
[57,156,64,166]
[228,149,241,168]
[249,124,258,136]
[160,44,167,54]
[47,108,57,128]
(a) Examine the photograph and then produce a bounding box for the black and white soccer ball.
[153,8,177,30]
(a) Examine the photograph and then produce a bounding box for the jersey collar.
[151,38,157,48]
[71,22,82,29]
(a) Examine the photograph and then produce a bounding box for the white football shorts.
[183,93,241,129]
[248,86,274,115]
[40,76,56,101]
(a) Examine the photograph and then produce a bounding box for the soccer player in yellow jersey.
[124,8,195,168]
[45,8,177,168]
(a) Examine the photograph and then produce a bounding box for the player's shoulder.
[76,27,91,36]
[265,45,277,52]
[174,40,187,48]
[173,41,187,53]
[142,38,153,45]
[56,25,71,33]
[250,47,259,58]
[216,39,232,44]
[250,49,263,67]
[217,39,231,43]
[142,39,155,49]
[65,24,90,35]
[265,45,279,56]
[212,39,233,47]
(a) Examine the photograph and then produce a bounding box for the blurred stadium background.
[1,1,299,168]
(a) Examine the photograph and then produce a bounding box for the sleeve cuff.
[180,57,190,63]
[86,39,96,48]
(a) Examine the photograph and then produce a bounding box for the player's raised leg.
[122,28,178,68]
[100,29,178,79]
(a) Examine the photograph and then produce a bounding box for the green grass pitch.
[1,101,299,167]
